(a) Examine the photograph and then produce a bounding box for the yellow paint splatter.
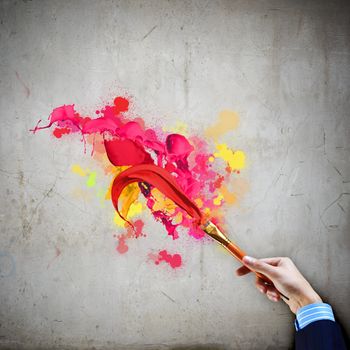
[172,211,183,224]
[205,110,239,140]
[194,198,203,208]
[163,121,188,135]
[213,194,224,206]
[128,201,143,217]
[72,164,97,187]
[113,201,143,227]
[203,207,211,216]
[72,164,86,177]
[220,185,236,205]
[86,172,96,187]
[151,188,177,214]
[114,212,127,227]
[214,144,246,170]
[215,179,249,207]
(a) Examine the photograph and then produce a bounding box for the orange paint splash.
[205,110,239,141]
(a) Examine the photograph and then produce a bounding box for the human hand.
[236,256,322,314]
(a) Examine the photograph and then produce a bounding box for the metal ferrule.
[201,221,231,247]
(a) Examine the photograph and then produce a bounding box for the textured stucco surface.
[0,1,349,349]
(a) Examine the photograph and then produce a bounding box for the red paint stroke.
[151,250,182,269]
[110,163,204,226]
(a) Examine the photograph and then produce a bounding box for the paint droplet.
[150,250,182,269]
[86,172,96,187]
[53,127,71,138]
[116,235,128,254]
[114,219,146,255]
[214,144,246,171]
[194,198,203,208]
[113,97,129,114]
[213,194,224,206]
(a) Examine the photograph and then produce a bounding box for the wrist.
[297,289,322,310]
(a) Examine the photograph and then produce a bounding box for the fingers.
[255,277,267,294]
[236,257,282,303]
[236,257,281,276]
[242,256,279,279]
[255,277,280,302]
[236,265,251,276]
[258,257,282,266]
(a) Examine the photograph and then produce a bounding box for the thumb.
[242,256,277,278]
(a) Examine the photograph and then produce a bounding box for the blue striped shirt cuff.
[295,303,335,331]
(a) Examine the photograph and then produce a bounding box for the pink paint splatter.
[149,250,182,269]
[115,219,146,254]
[116,235,129,254]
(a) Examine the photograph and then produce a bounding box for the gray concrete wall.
[0,0,349,349]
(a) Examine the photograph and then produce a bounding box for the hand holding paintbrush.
[201,220,289,300]
[236,256,322,314]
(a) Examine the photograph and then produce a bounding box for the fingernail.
[267,292,279,302]
[244,256,256,264]
[258,287,265,294]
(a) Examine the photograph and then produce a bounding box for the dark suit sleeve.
[295,320,347,350]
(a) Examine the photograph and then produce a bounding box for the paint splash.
[205,110,239,141]
[149,250,182,269]
[31,95,247,269]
